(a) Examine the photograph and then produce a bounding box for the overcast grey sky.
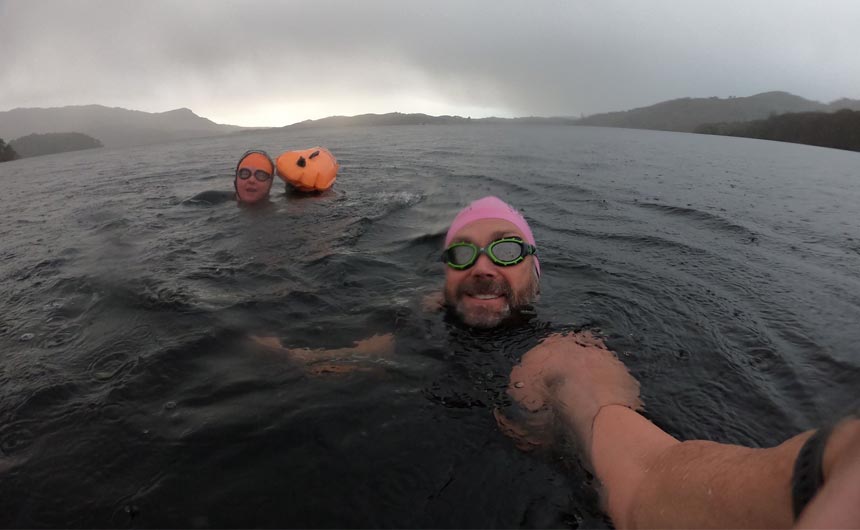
[1,0,858,127]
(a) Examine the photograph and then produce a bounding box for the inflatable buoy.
[276,146,338,192]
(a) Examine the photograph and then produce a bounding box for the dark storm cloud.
[1,0,858,126]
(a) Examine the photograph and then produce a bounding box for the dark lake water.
[1,124,858,528]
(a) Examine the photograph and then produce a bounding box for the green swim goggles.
[442,237,538,270]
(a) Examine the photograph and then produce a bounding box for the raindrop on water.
[123,505,140,519]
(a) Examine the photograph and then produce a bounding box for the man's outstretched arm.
[504,332,860,528]
[600,410,860,529]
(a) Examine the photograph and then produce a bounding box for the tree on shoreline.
[0,138,20,162]
[695,109,860,152]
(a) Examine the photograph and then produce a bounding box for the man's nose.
[470,253,499,277]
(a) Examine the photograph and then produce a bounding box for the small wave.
[540,222,713,257]
[39,322,85,349]
[3,381,81,428]
[110,280,200,313]
[632,202,757,238]
[343,191,424,222]
[184,265,241,283]
[95,217,133,233]
[445,173,536,197]
[0,420,37,455]
[12,258,69,282]
[531,179,596,198]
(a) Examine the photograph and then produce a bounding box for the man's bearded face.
[443,219,540,329]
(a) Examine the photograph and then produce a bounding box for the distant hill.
[284,93,860,133]
[696,109,860,152]
[10,132,103,158]
[573,91,860,132]
[286,112,578,128]
[826,98,860,112]
[0,105,245,149]
[4,94,857,149]
[289,112,478,127]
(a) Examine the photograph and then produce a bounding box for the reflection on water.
[0,125,858,527]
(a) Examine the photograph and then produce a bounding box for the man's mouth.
[459,278,512,303]
[469,293,504,300]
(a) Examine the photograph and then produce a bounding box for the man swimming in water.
[440,196,859,529]
[186,150,275,205]
[440,196,541,329]
[258,195,860,527]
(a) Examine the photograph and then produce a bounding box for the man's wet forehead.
[449,219,524,244]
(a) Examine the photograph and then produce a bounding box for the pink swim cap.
[445,196,540,276]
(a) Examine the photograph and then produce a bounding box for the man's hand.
[503,331,642,457]
[248,333,396,374]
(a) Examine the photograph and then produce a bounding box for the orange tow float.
[276,146,339,192]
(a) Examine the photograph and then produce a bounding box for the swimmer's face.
[235,153,274,204]
[443,218,540,329]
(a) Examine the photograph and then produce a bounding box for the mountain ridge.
[281,92,860,132]
[573,91,860,132]
[3,92,859,154]
[0,104,245,149]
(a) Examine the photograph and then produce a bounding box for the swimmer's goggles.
[234,149,275,184]
[236,167,272,182]
[442,237,538,270]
